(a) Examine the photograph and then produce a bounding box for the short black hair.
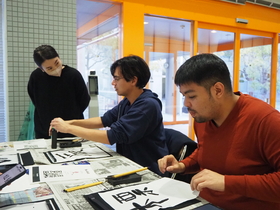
[33,45,59,68]
[175,53,233,93]
[110,55,151,88]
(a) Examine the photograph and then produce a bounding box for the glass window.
[198,28,234,82]
[276,34,280,111]
[77,1,121,118]
[144,16,191,123]
[239,34,272,103]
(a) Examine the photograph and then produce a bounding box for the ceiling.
[76,0,278,46]
[76,0,116,44]
[76,0,280,31]
[76,0,113,30]
[218,0,280,8]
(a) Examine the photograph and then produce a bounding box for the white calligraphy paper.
[99,177,199,209]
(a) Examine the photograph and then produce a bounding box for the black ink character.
[113,192,136,204]
[131,198,169,210]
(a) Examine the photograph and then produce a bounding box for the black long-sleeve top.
[27,65,90,139]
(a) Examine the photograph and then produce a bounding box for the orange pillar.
[188,20,198,140]
[121,2,144,58]
[270,33,278,107]
[233,32,240,92]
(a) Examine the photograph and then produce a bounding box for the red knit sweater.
[181,92,280,210]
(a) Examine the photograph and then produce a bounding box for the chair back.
[164,128,197,183]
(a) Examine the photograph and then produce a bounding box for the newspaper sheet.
[27,141,120,165]
[43,144,111,164]
[13,139,48,150]
[0,183,59,208]
[47,155,160,210]
[0,142,16,154]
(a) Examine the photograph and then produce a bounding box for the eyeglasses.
[113,76,124,82]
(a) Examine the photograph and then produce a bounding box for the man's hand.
[158,155,186,174]
[50,118,70,134]
[190,169,225,192]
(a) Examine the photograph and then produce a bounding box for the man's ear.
[212,82,224,98]
[131,76,138,85]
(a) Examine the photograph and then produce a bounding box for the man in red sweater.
[158,53,280,210]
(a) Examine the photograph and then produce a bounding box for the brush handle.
[51,128,57,149]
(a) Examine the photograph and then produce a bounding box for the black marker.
[51,128,57,149]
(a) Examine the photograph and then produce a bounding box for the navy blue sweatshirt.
[101,89,169,175]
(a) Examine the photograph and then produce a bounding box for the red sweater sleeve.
[225,172,280,203]
[180,149,201,174]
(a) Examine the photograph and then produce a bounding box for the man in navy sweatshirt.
[50,55,169,175]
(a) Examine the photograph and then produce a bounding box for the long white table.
[0,138,206,210]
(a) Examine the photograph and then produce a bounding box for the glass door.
[239,34,272,102]
[197,28,234,83]
[144,15,191,124]
[76,1,121,118]
[198,23,274,105]
[277,34,280,111]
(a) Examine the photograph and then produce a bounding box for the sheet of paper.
[13,139,47,150]
[0,198,59,210]
[47,178,107,210]
[28,148,52,165]
[28,142,119,165]
[0,153,18,166]
[0,142,15,154]
[0,174,40,193]
[0,184,54,208]
[89,155,148,178]
[30,164,98,183]
[99,177,199,210]
[44,145,111,163]
[47,169,160,210]
[0,202,50,210]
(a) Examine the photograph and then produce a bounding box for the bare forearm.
[69,117,103,129]
[67,125,110,144]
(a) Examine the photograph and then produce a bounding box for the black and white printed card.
[30,165,97,183]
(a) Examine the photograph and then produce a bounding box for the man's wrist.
[178,162,186,174]
[68,120,75,125]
